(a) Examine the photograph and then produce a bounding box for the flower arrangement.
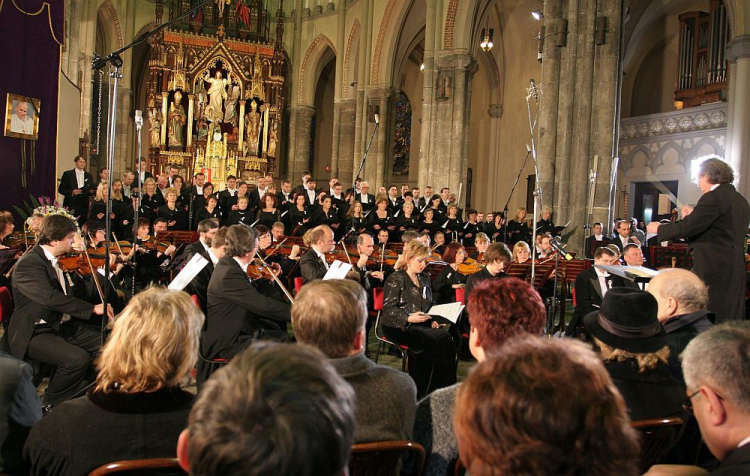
[13,195,80,231]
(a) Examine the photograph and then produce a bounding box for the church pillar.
[725,35,750,196]
[330,0,347,178]
[290,105,316,177]
[287,0,305,181]
[365,86,391,187]
[335,99,357,185]
[352,0,373,184]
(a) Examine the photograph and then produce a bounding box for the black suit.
[200,258,290,385]
[1,247,99,405]
[58,169,94,226]
[713,442,750,475]
[657,184,750,322]
[299,249,328,283]
[355,193,376,212]
[566,267,628,336]
[186,250,213,316]
[584,236,611,258]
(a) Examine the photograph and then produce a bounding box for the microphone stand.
[131,117,144,299]
[525,83,542,283]
[352,118,379,196]
[501,149,532,245]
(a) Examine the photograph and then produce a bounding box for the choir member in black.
[256,193,281,229]
[368,197,395,236]
[311,195,338,232]
[345,201,368,242]
[355,181,375,213]
[157,187,188,230]
[386,186,403,214]
[218,175,238,217]
[110,179,128,234]
[442,204,463,242]
[469,232,491,261]
[478,212,494,234]
[432,242,468,305]
[88,182,116,223]
[395,202,420,241]
[433,231,446,256]
[330,182,349,218]
[193,182,214,213]
[194,194,222,226]
[115,193,147,241]
[381,240,456,398]
[226,196,252,226]
[457,209,477,247]
[276,180,295,210]
[507,207,531,244]
[418,208,441,237]
[131,218,176,291]
[172,175,190,208]
[225,181,250,216]
[139,177,164,222]
[289,193,311,236]
[484,212,506,243]
[428,194,447,225]
[537,207,556,236]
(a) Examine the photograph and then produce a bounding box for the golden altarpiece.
[145,0,286,189]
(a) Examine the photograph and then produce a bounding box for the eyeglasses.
[682,390,700,415]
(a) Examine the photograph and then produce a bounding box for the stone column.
[336,99,357,185]
[238,100,246,153]
[291,105,316,176]
[330,0,347,177]
[725,35,750,196]
[352,0,372,184]
[287,0,305,180]
[365,86,392,187]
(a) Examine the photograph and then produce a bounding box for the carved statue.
[244,99,261,156]
[223,85,240,126]
[148,108,162,147]
[267,121,278,158]
[203,69,231,124]
[194,79,207,120]
[168,91,187,148]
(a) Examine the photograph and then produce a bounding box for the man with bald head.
[648,268,714,382]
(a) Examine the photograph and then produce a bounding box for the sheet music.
[428,302,465,324]
[323,260,353,280]
[168,253,209,290]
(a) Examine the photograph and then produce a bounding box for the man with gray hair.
[648,268,713,382]
[681,322,750,474]
[292,280,416,443]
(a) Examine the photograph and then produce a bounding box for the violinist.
[81,220,130,311]
[431,242,468,305]
[432,231,446,256]
[465,242,511,308]
[368,198,395,236]
[537,233,556,260]
[512,241,532,264]
[418,208,440,237]
[157,187,188,230]
[376,229,390,246]
[271,222,286,242]
[254,224,300,280]
[381,240,456,397]
[256,193,281,230]
[194,193,222,226]
[132,218,176,290]
[507,207,531,244]
[299,225,335,283]
[187,226,227,315]
[0,210,15,248]
[1,214,114,406]
[470,233,490,261]
[226,196,252,226]
[200,225,291,384]
[184,218,219,262]
[352,233,385,288]
[460,209,479,247]
[289,193,311,236]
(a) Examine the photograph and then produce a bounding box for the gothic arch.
[476,41,502,105]
[372,0,415,85]
[299,34,336,106]
[653,141,685,173]
[342,20,360,98]
[690,136,725,160]
[623,144,654,175]
[97,0,124,53]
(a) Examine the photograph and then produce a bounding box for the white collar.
[207,248,219,265]
[41,245,57,266]
[594,267,609,278]
[314,247,328,262]
[233,256,250,273]
[737,435,750,449]
[75,168,84,175]
[594,234,603,240]
[200,239,210,252]
[710,183,720,192]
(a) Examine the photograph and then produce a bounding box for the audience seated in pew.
[292,279,417,443]
[23,287,202,476]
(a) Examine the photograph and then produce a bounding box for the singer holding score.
[381,240,456,398]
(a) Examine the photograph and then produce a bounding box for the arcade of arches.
[5,0,750,254]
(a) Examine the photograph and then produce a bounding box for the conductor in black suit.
[200,225,290,384]
[299,225,335,283]
[647,158,750,322]
[0,215,113,406]
[565,246,628,337]
[58,156,94,227]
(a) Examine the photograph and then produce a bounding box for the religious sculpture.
[223,85,240,126]
[244,99,261,156]
[168,91,187,149]
[194,79,207,120]
[203,70,231,124]
[267,121,278,158]
[148,108,162,147]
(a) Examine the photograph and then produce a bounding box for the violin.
[4,231,36,249]
[457,257,484,275]
[247,260,281,281]
[138,237,172,254]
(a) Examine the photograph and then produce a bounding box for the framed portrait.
[4,93,40,140]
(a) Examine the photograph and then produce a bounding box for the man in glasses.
[681,322,750,474]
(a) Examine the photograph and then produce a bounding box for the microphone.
[526,143,531,153]
[374,113,380,125]
[550,237,573,260]
[529,79,539,100]
[134,110,143,130]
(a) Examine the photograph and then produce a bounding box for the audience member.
[292,279,416,443]
[585,287,685,421]
[0,352,41,474]
[177,343,355,476]
[413,277,545,476]
[681,322,750,475]
[24,288,202,476]
[454,336,640,475]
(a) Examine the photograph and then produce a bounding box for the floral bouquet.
[14,195,80,231]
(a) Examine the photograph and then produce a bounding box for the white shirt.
[233,256,250,274]
[619,235,629,249]
[360,194,369,204]
[594,234,603,241]
[594,267,611,297]
[226,187,236,196]
[75,168,85,188]
[710,183,719,192]
[41,246,71,324]
[307,189,316,203]
[207,248,219,266]
[195,186,203,195]
[314,248,329,270]
[10,113,33,134]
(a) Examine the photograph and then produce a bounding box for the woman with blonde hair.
[512,241,532,264]
[24,287,203,476]
[139,176,164,222]
[382,240,456,397]
[507,206,531,244]
[88,181,116,223]
[157,187,188,230]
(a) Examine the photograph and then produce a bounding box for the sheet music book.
[595,264,660,282]
[168,253,209,291]
[323,260,353,280]
[428,302,465,325]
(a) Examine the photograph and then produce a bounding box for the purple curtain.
[0,0,65,214]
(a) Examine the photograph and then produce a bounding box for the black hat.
[584,287,667,353]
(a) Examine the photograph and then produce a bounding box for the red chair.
[455,287,465,305]
[372,287,409,372]
[191,294,201,310]
[294,276,304,293]
[455,288,469,362]
[0,286,12,326]
[571,288,577,308]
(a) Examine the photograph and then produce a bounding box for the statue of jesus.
[203,70,231,124]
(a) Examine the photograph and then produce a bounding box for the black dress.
[442,217,463,242]
[418,220,440,237]
[140,193,164,222]
[257,209,280,229]
[460,222,479,247]
[288,206,311,236]
[507,220,531,244]
[157,205,188,230]
[368,211,394,234]
[381,270,456,398]
[194,206,221,225]
[227,209,252,226]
